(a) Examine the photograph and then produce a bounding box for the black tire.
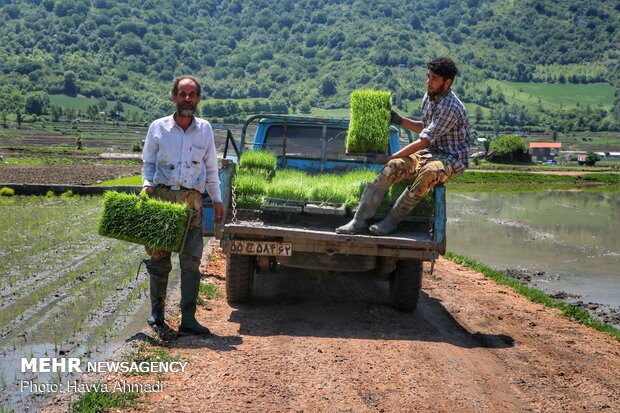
[226,254,256,303]
[389,259,423,312]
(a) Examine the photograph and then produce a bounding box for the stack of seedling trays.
[98,191,191,252]
[346,89,392,155]
[234,151,434,218]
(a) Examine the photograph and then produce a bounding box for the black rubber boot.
[146,261,170,327]
[178,274,211,335]
[336,183,386,234]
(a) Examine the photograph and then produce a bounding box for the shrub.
[346,89,391,154]
[0,187,15,196]
[489,135,527,156]
[98,191,190,252]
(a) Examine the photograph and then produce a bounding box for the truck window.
[264,125,348,158]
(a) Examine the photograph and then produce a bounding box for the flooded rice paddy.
[0,195,155,412]
[447,190,620,309]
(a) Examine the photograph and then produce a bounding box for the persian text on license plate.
[229,240,292,256]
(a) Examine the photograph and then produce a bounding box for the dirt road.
[40,241,619,413]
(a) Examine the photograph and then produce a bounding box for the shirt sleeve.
[141,123,158,187]
[203,124,222,203]
[418,102,459,144]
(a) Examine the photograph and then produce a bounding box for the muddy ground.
[0,163,141,186]
[39,240,620,413]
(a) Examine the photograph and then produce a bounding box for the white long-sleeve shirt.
[142,115,222,203]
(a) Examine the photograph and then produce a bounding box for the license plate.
[229,240,292,256]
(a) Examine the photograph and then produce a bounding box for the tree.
[63,71,78,96]
[320,75,337,96]
[24,92,50,115]
[475,106,483,124]
[16,109,22,129]
[489,135,528,162]
[299,101,312,114]
[50,105,62,122]
[97,97,108,112]
[585,151,601,166]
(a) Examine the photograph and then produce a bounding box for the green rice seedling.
[267,169,311,201]
[239,150,277,174]
[0,187,15,196]
[236,194,265,209]
[235,171,269,196]
[46,190,55,197]
[98,191,190,252]
[60,189,74,198]
[346,89,392,154]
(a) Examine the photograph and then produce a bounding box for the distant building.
[529,142,562,162]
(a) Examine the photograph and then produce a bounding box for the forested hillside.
[0,0,619,131]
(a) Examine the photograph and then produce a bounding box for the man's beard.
[428,82,446,98]
[177,106,196,117]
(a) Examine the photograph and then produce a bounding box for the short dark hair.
[427,57,459,82]
[170,75,201,99]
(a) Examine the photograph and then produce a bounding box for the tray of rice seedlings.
[238,149,277,176]
[234,170,269,209]
[346,89,392,154]
[266,169,312,202]
[98,191,191,252]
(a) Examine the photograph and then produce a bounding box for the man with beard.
[337,56,471,236]
[141,75,224,334]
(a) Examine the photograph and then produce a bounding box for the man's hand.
[390,109,404,126]
[213,202,225,224]
[141,185,154,196]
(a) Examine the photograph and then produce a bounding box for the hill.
[0,0,618,131]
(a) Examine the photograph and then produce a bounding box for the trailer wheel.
[226,254,256,303]
[389,259,423,312]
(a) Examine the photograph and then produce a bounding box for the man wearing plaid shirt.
[337,56,471,236]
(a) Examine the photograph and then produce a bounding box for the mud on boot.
[336,183,386,234]
[369,189,421,236]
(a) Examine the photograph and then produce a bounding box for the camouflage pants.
[373,151,455,198]
[145,185,204,262]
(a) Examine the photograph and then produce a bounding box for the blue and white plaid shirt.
[419,89,472,174]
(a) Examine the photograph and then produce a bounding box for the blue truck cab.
[202,114,446,312]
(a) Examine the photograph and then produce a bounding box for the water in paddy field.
[446,190,620,309]
[0,196,159,412]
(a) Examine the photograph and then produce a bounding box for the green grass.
[50,94,144,113]
[450,171,620,185]
[308,107,350,118]
[487,80,614,109]
[445,252,620,341]
[99,175,142,186]
[69,389,139,413]
[199,282,219,300]
[347,89,392,154]
[97,191,190,252]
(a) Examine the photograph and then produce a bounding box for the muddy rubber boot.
[336,183,386,234]
[369,189,421,236]
[146,267,169,327]
[178,274,211,335]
